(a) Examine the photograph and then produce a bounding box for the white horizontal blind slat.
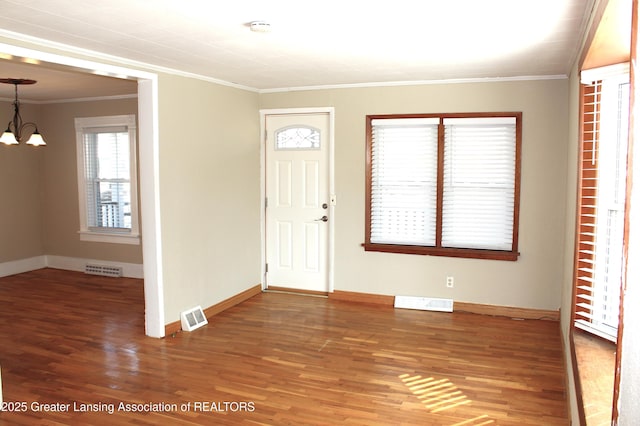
[83,130,132,230]
[442,118,516,250]
[370,121,438,245]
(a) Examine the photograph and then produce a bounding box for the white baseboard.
[0,255,143,279]
[0,256,47,278]
[46,255,144,279]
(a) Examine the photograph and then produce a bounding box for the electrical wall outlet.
[446,276,454,288]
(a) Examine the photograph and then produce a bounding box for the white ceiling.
[0,0,594,102]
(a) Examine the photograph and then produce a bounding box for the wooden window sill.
[573,328,616,425]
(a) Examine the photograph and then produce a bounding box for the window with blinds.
[574,65,630,342]
[75,115,140,245]
[443,117,517,251]
[365,113,521,260]
[83,128,131,229]
[370,118,439,246]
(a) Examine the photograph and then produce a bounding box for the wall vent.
[181,306,208,332]
[394,295,454,313]
[84,264,123,277]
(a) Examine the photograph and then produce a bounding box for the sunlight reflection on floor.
[399,373,496,425]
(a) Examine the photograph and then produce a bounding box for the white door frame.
[0,40,165,338]
[260,107,335,293]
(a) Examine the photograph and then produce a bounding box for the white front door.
[265,112,331,292]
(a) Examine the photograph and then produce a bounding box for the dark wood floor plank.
[0,268,568,425]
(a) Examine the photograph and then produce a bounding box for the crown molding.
[258,74,569,94]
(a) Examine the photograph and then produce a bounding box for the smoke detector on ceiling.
[249,21,271,33]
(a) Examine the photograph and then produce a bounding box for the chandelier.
[0,78,46,146]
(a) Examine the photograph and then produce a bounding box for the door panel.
[265,113,330,292]
[303,160,320,208]
[276,221,293,269]
[304,223,320,272]
[276,161,292,207]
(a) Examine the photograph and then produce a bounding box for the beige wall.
[0,101,44,262]
[157,74,261,323]
[38,98,143,263]
[261,80,570,310]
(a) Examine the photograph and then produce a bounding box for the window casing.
[75,115,140,245]
[365,113,522,261]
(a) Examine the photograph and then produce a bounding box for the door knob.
[315,215,328,222]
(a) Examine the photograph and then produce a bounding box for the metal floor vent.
[181,306,208,332]
[85,264,123,277]
[394,296,454,313]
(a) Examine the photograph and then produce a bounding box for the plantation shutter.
[441,117,517,251]
[370,118,439,245]
[574,81,602,331]
[574,66,629,341]
[83,126,131,230]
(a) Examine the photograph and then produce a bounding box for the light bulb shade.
[26,130,46,146]
[0,128,18,145]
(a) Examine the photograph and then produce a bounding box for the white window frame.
[75,114,140,245]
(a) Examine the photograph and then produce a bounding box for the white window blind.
[442,117,516,251]
[83,127,131,230]
[370,118,439,245]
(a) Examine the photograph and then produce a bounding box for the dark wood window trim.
[364,112,522,261]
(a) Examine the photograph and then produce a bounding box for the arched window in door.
[275,126,320,150]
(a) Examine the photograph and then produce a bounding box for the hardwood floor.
[0,269,568,425]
